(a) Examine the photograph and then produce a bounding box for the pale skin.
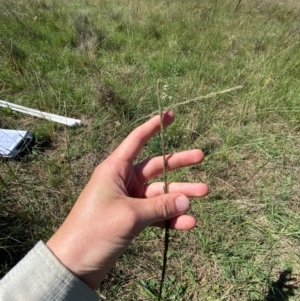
[46,110,208,290]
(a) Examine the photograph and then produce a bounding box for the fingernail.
[162,110,174,124]
[175,196,189,212]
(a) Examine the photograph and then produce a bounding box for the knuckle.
[155,196,171,219]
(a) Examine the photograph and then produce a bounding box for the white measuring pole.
[0,100,82,127]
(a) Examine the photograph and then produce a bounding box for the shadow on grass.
[262,269,298,301]
[0,214,36,278]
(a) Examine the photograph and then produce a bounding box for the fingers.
[113,111,174,163]
[134,193,192,228]
[153,215,196,230]
[135,149,204,182]
[143,182,208,198]
[134,193,197,230]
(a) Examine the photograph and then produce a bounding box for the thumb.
[139,194,190,226]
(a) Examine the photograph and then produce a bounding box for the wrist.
[46,235,105,289]
[46,222,130,289]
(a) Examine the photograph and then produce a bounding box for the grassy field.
[1,0,300,299]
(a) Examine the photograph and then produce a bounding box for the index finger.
[113,110,174,163]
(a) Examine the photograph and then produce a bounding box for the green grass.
[1,0,300,300]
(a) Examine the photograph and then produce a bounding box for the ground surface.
[0,0,300,300]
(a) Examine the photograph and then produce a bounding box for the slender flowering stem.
[157,82,169,301]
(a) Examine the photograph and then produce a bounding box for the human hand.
[46,111,208,289]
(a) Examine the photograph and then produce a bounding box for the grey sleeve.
[0,241,101,301]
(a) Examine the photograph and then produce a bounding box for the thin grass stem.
[157,81,169,301]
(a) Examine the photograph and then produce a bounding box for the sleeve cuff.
[0,241,101,301]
